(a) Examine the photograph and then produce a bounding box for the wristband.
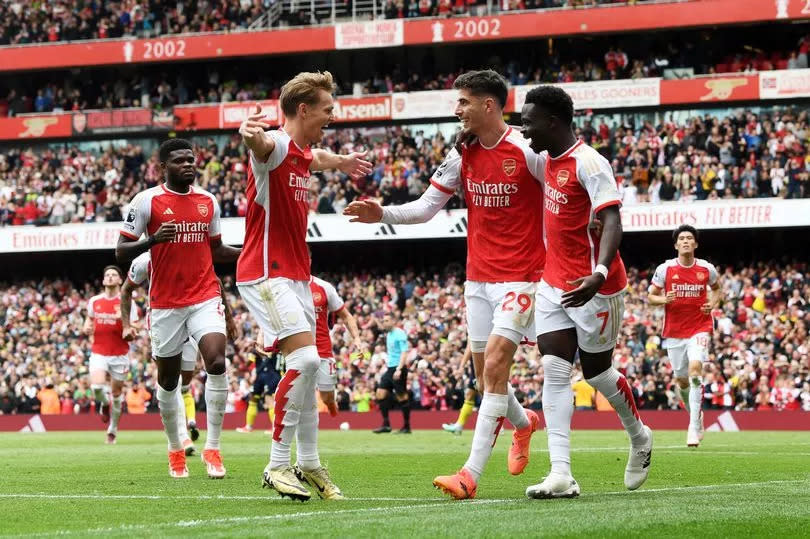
[147,235,156,247]
[594,264,609,279]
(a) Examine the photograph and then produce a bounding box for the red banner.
[0,114,72,140]
[0,26,334,72]
[1,1,808,72]
[660,74,760,105]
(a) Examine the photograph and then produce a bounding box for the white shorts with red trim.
[317,357,337,391]
[664,333,710,378]
[464,280,537,346]
[238,277,315,344]
[150,296,225,358]
[535,280,624,354]
[89,353,130,382]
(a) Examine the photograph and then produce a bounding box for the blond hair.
[279,71,336,117]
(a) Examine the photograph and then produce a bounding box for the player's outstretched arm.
[310,149,372,178]
[239,104,275,162]
[562,204,622,308]
[120,279,137,342]
[344,185,452,225]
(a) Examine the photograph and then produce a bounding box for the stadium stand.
[2,262,809,415]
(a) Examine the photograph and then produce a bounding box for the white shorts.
[464,281,537,346]
[238,278,315,343]
[318,357,337,391]
[150,296,226,358]
[181,338,199,372]
[535,280,624,354]
[664,333,710,378]
[89,353,129,382]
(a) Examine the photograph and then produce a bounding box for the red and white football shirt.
[542,140,627,295]
[120,184,222,309]
[310,276,345,359]
[430,128,545,282]
[237,129,313,285]
[651,258,718,339]
[87,293,137,356]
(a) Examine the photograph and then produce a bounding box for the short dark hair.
[453,70,508,109]
[672,224,699,243]
[525,85,574,126]
[158,138,193,163]
[103,265,123,279]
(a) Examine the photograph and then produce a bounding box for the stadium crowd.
[4,31,810,116]
[0,1,647,47]
[3,105,810,227]
[1,259,809,416]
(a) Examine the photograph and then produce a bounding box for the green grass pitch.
[1,429,809,537]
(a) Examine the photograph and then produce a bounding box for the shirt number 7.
[596,311,609,335]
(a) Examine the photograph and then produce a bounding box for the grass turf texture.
[1,429,809,537]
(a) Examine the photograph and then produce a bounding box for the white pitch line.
[0,493,433,502]
[8,499,511,538]
[5,478,809,538]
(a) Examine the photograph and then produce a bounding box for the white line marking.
[5,478,808,538]
[0,494,431,502]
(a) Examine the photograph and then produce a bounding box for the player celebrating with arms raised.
[649,225,722,447]
[116,138,240,479]
[237,71,371,501]
[520,86,653,499]
[345,70,543,499]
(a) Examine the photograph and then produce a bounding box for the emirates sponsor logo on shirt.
[502,159,517,176]
[289,172,313,202]
[466,179,519,208]
[556,169,570,187]
[672,282,705,298]
[171,221,210,244]
[544,182,569,215]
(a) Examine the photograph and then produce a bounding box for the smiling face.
[520,102,553,154]
[454,89,492,135]
[161,148,196,187]
[300,89,335,145]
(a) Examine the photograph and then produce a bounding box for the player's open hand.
[338,151,373,179]
[454,129,476,153]
[152,221,177,244]
[122,326,137,342]
[343,200,383,223]
[665,291,677,304]
[238,104,270,142]
[562,273,606,308]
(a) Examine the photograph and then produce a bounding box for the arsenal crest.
[502,158,517,176]
[197,204,209,217]
[312,292,322,303]
[557,169,570,187]
[697,272,706,281]
[291,157,298,166]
